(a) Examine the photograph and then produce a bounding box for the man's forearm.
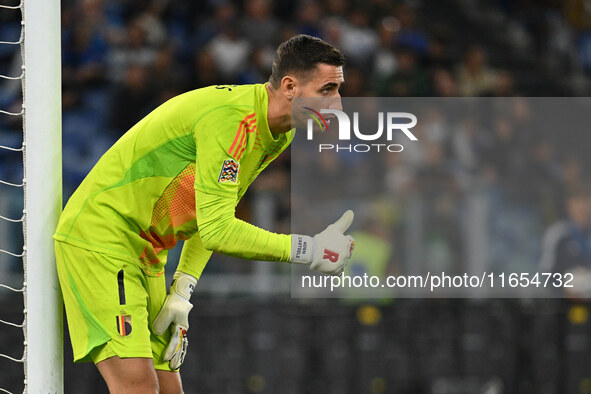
[177,234,213,279]
[195,189,291,263]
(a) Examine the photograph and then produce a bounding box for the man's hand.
[290,210,355,275]
[153,271,197,370]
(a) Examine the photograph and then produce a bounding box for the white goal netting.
[0,1,26,393]
[1,0,62,392]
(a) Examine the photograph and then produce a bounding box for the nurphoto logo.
[304,107,418,153]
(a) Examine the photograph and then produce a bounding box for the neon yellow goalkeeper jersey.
[54,83,294,277]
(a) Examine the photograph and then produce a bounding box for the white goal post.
[22,0,63,392]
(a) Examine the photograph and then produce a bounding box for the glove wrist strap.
[290,234,314,264]
[172,271,197,300]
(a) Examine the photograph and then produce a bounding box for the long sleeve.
[177,190,292,278]
[195,188,291,262]
[177,233,213,279]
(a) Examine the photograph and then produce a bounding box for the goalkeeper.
[54,34,354,393]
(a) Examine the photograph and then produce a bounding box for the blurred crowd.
[1,0,591,276]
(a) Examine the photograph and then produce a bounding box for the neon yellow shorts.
[55,241,173,371]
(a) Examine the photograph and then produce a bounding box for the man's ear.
[280,75,296,100]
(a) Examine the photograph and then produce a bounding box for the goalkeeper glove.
[152,271,197,370]
[290,210,356,275]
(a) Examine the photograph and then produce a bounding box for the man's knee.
[156,370,184,394]
[121,371,160,393]
[96,356,160,393]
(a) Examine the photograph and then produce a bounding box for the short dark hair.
[269,34,346,88]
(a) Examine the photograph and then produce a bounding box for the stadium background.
[2,0,591,392]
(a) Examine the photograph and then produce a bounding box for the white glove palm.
[291,210,355,275]
[153,271,197,370]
